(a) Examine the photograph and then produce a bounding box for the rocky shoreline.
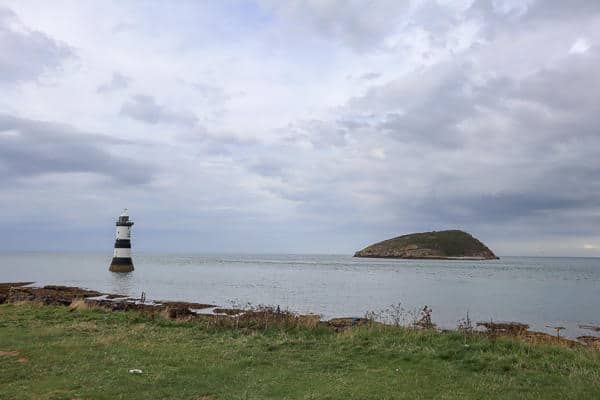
[1,282,599,348]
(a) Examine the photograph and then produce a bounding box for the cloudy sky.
[1,0,599,256]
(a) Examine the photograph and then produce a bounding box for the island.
[354,229,499,260]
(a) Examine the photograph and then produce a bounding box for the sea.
[1,252,599,339]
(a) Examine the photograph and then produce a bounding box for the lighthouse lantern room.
[109,209,135,272]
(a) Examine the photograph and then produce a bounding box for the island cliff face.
[354,230,498,260]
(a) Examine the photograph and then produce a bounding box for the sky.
[1,0,600,256]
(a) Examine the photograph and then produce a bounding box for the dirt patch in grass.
[327,317,371,331]
[0,349,28,362]
[0,349,20,356]
[476,321,582,347]
[578,336,600,350]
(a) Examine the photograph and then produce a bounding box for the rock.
[354,230,498,260]
[477,321,529,335]
[165,306,195,319]
[5,285,102,306]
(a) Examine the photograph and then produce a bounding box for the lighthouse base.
[109,257,134,273]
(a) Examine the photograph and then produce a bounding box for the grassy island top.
[355,229,498,259]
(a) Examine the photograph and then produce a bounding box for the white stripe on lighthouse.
[116,226,131,239]
[113,248,132,258]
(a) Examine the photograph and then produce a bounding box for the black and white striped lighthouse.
[109,209,135,272]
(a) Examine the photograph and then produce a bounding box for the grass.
[1,303,599,399]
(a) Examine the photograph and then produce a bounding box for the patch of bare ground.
[327,317,371,331]
[578,336,600,350]
[0,350,20,356]
[0,349,28,362]
[163,306,196,320]
[476,321,582,347]
[69,299,108,312]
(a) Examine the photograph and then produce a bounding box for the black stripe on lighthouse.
[110,257,134,265]
[114,239,131,248]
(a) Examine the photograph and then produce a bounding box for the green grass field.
[1,303,599,399]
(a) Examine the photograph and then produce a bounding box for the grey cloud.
[510,56,600,115]
[351,49,600,151]
[467,0,600,39]
[120,94,198,127]
[251,28,600,239]
[346,62,476,147]
[190,82,231,103]
[97,72,131,93]
[522,0,600,20]
[180,126,257,145]
[0,114,153,184]
[0,7,74,84]
[358,72,381,81]
[176,126,259,158]
[282,119,350,148]
[112,22,136,34]
[410,0,460,35]
[248,158,287,178]
[263,0,412,51]
[419,192,596,225]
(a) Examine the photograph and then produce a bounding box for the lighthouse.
[109,209,135,272]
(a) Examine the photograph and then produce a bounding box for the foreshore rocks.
[1,283,102,306]
[1,282,597,347]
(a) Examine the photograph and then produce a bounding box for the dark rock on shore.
[354,230,498,260]
[1,283,102,306]
[160,300,216,310]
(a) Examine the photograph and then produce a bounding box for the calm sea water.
[1,252,599,339]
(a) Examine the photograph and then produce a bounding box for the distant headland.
[354,230,499,260]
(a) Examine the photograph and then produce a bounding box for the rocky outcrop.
[354,230,498,260]
[1,283,102,306]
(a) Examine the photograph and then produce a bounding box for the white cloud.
[569,37,591,54]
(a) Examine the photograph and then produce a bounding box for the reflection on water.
[110,271,134,296]
[0,252,599,339]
